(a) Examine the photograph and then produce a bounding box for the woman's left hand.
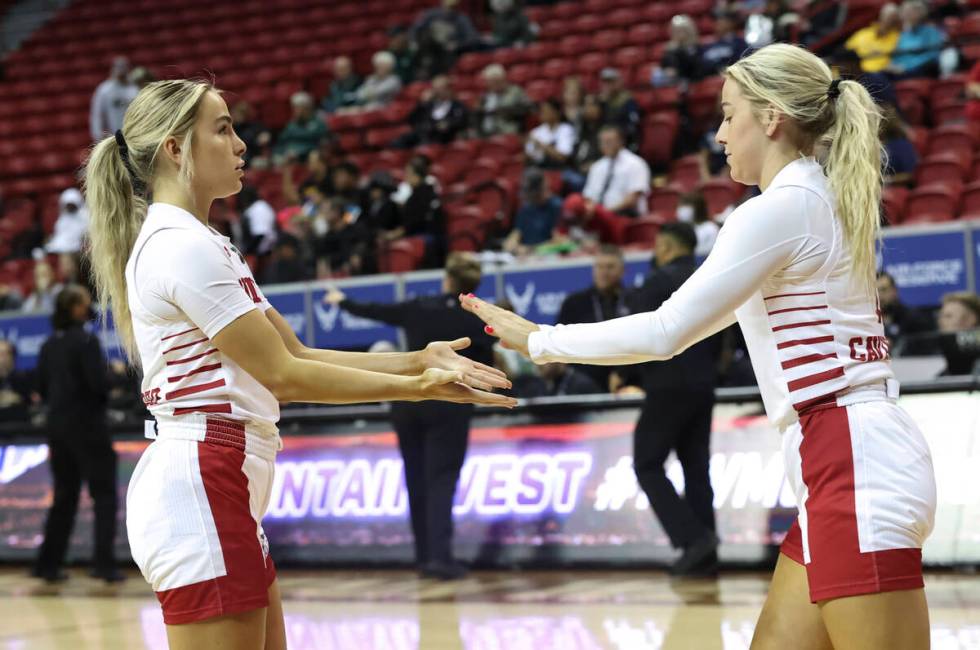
[458,294,540,358]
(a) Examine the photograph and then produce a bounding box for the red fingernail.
[485,325,494,334]
[468,293,475,297]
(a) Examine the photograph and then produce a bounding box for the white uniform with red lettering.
[125,202,281,624]
[528,158,936,601]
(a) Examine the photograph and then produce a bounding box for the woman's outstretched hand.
[458,293,540,359]
[416,368,517,408]
[421,338,512,392]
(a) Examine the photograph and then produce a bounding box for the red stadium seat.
[378,237,426,273]
[915,153,968,189]
[881,185,909,225]
[592,30,625,53]
[930,75,966,108]
[903,185,960,224]
[648,185,684,220]
[640,112,680,166]
[700,177,743,216]
[623,217,661,246]
[927,123,979,156]
[626,23,662,47]
[959,181,980,218]
[668,155,703,192]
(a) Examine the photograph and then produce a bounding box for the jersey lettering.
[239,277,262,304]
[849,335,890,362]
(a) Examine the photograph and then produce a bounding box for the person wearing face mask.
[32,286,122,584]
[675,191,720,257]
[45,188,91,255]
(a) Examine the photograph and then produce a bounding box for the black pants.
[36,434,118,572]
[633,389,716,549]
[391,401,472,565]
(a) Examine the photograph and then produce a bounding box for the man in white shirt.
[90,57,138,141]
[582,125,650,216]
[45,188,90,254]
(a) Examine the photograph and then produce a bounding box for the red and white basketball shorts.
[126,416,280,625]
[780,398,936,603]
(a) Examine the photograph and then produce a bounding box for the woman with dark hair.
[525,98,576,169]
[33,285,120,584]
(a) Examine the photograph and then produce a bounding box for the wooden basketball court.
[0,568,977,649]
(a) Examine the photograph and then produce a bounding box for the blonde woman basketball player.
[460,44,936,650]
[83,80,514,650]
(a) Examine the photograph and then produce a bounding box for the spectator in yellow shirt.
[845,3,902,72]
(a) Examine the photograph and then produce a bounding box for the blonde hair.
[445,253,483,295]
[82,79,212,365]
[725,43,883,295]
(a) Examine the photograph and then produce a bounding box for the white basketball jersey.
[125,202,280,430]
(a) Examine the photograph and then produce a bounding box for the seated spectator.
[878,271,933,348]
[57,252,94,296]
[283,149,334,207]
[395,75,470,147]
[832,50,899,108]
[22,261,63,313]
[331,161,365,218]
[676,191,719,257]
[362,171,401,234]
[476,64,532,136]
[700,12,748,77]
[321,57,362,113]
[275,92,329,163]
[236,186,278,258]
[411,0,483,78]
[0,340,32,423]
[936,291,980,375]
[880,104,918,186]
[90,56,137,141]
[598,68,642,149]
[887,0,946,78]
[581,125,650,216]
[571,94,604,179]
[525,98,576,169]
[651,15,704,87]
[128,66,155,90]
[562,76,585,129]
[744,0,798,46]
[261,233,312,285]
[352,51,403,110]
[504,169,562,255]
[382,157,446,267]
[845,3,902,73]
[45,188,89,255]
[316,198,370,277]
[0,282,23,312]
[800,0,845,46]
[388,26,418,84]
[490,0,536,48]
[231,101,271,166]
[966,59,980,123]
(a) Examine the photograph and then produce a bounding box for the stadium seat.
[916,153,968,189]
[700,177,743,216]
[648,185,684,220]
[378,237,427,273]
[623,217,661,246]
[959,181,980,218]
[641,112,680,167]
[668,155,703,192]
[903,185,960,223]
[881,185,909,224]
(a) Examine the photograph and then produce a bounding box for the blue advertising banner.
[265,289,307,340]
[310,282,398,350]
[501,264,593,324]
[0,313,50,371]
[880,230,969,307]
[972,226,980,296]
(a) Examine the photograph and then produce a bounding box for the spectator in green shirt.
[275,92,329,163]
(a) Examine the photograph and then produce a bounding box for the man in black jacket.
[627,223,722,577]
[556,244,631,390]
[33,286,122,583]
[326,253,495,579]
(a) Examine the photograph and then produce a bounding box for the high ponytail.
[819,79,883,294]
[725,44,883,295]
[82,79,213,366]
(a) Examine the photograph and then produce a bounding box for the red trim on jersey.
[776,335,836,350]
[781,352,837,370]
[793,390,840,412]
[788,366,845,392]
[165,378,226,400]
[763,290,826,301]
[204,418,247,452]
[166,349,218,366]
[767,304,829,316]
[167,363,223,383]
[173,403,232,416]
[160,326,201,342]
[772,319,832,333]
[155,438,274,624]
[163,337,210,355]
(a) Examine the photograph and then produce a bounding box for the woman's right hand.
[416,368,517,408]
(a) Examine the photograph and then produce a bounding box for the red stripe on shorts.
[155,425,274,624]
[173,403,232,416]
